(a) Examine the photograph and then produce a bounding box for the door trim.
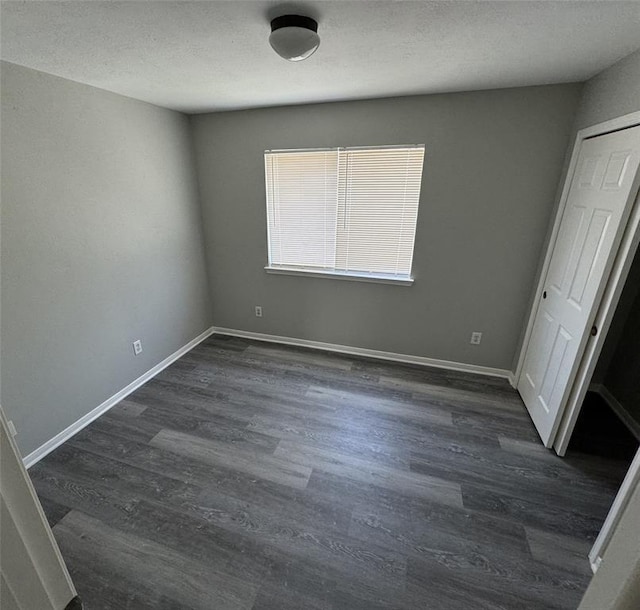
[514,110,640,452]
[588,447,640,572]
[0,405,77,607]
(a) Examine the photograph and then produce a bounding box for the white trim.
[590,384,640,441]
[22,323,510,469]
[507,371,517,388]
[213,327,511,380]
[1,405,77,601]
[579,111,640,139]
[23,326,215,469]
[266,144,424,154]
[514,110,640,388]
[588,447,640,572]
[590,555,603,573]
[265,266,414,286]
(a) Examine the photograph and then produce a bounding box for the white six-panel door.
[518,125,640,447]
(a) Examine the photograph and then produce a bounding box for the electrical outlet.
[133,340,143,355]
[255,306,263,318]
[7,420,17,437]
[470,332,483,345]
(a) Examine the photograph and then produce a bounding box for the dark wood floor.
[29,335,630,609]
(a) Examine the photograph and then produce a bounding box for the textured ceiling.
[1,1,640,114]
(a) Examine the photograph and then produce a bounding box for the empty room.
[2,1,640,609]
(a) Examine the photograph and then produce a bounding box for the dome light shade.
[269,15,320,62]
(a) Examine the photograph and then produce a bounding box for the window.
[264,145,425,284]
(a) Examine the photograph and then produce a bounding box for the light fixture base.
[269,14,320,62]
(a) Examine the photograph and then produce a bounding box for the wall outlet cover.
[470,332,483,345]
[133,340,143,355]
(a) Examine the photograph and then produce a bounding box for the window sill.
[264,266,414,286]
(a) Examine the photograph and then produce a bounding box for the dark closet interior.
[569,244,640,462]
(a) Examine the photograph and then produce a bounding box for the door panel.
[547,206,585,295]
[518,126,640,446]
[603,150,632,189]
[523,310,554,393]
[568,210,612,308]
[538,324,572,411]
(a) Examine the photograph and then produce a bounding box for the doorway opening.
[567,242,640,569]
[571,241,640,463]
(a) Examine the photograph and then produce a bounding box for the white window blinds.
[265,145,425,280]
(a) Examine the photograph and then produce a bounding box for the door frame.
[588,446,640,572]
[0,404,78,608]
[514,110,640,455]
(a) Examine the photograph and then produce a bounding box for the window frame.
[263,144,425,286]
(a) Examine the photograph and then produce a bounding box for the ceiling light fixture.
[269,15,320,62]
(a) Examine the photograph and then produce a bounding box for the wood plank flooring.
[29,335,630,609]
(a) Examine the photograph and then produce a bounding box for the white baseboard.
[507,371,517,388]
[590,383,640,441]
[213,327,512,380]
[23,325,514,468]
[23,326,215,469]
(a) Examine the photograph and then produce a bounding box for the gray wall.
[1,62,212,457]
[191,85,581,370]
[574,47,640,131]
